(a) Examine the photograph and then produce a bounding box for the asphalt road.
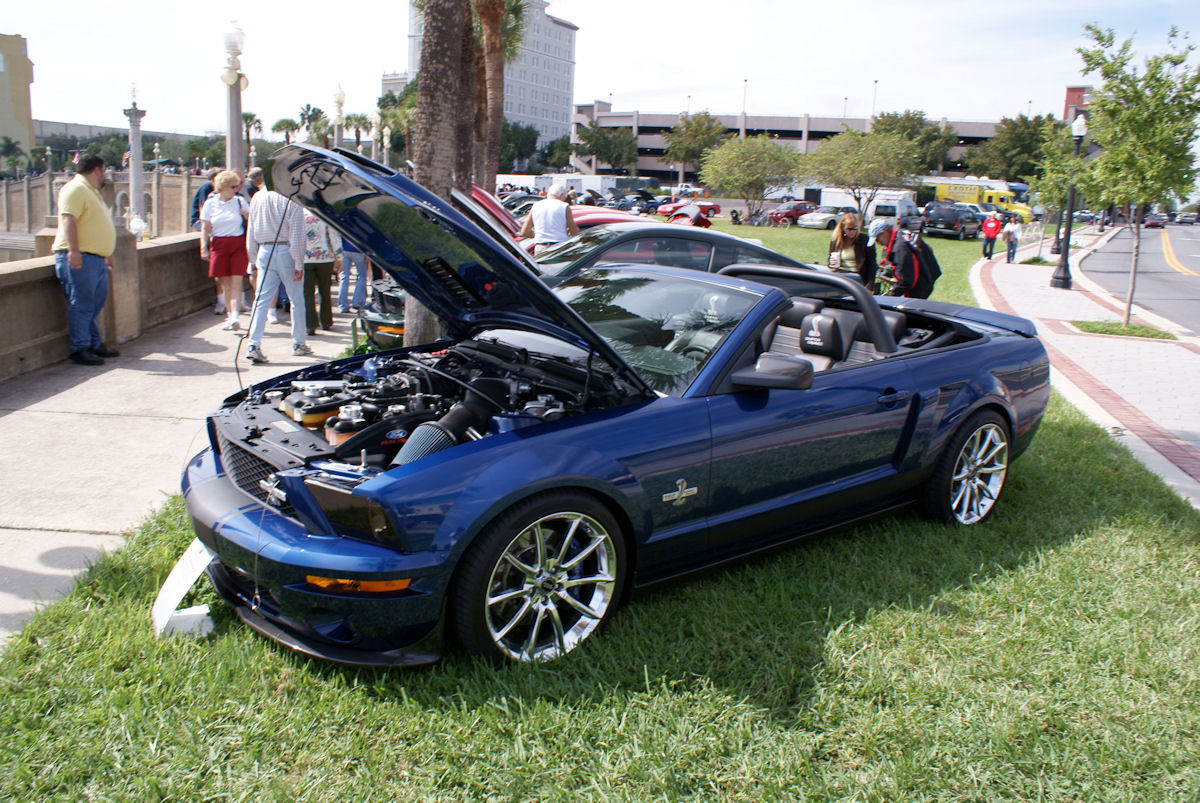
[1079,224,1200,335]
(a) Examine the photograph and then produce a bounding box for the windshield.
[535,227,627,276]
[551,269,761,396]
[815,206,839,214]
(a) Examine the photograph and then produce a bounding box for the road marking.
[1160,230,1198,276]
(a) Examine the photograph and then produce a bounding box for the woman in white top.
[1002,217,1023,264]
[518,183,579,255]
[199,170,250,330]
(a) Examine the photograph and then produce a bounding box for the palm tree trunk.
[476,0,505,193]
[455,13,478,193]
[409,0,468,346]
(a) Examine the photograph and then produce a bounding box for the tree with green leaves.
[242,113,262,163]
[1078,24,1200,325]
[499,119,539,173]
[799,129,918,221]
[298,105,326,141]
[574,122,638,174]
[871,110,956,174]
[699,134,799,217]
[0,136,26,177]
[344,113,372,149]
[541,135,573,171]
[272,118,299,145]
[663,111,729,182]
[966,114,1060,181]
[474,0,526,191]
[379,80,419,162]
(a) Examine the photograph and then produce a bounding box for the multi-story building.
[571,103,1001,183]
[394,0,576,146]
[0,34,35,164]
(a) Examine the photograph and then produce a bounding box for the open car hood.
[270,144,652,397]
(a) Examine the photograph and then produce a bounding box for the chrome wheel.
[948,422,1008,524]
[920,410,1010,526]
[453,494,624,663]
[485,511,617,662]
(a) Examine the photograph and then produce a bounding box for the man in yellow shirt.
[52,154,118,365]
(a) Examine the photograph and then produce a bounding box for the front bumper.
[183,448,447,667]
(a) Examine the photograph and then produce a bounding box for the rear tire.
[451,491,625,663]
[920,410,1010,525]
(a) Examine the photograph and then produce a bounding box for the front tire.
[920,410,1010,525]
[451,492,625,663]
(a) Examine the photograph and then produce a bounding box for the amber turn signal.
[305,575,411,594]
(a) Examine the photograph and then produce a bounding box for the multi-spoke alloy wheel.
[921,410,1010,525]
[453,493,624,663]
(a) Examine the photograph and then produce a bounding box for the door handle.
[876,389,912,405]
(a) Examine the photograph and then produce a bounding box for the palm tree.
[242,112,263,161]
[298,105,326,142]
[0,136,25,177]
[411,0,469,345]
[272,118,299,145]
[474,0,525,193]
[344,113,372,149]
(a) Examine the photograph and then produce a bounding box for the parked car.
[768,200,819,227]
[924,205,982,239]
[796,205,857,230]
[1176,211,1197,225]
[177,144,1049,669]
[1143,213,1167,229]
[533,222,809,285]
[658,199,721,218]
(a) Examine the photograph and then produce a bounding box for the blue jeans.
[55,251,109,353]
[1006,238,1018,263]
[338,252,368,311]
[247,245,307,347]
[982,237,997,259]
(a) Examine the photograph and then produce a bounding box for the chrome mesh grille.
[218,436,297,518]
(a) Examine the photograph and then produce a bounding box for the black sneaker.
[92,345,120,358]
[69,349,105,366]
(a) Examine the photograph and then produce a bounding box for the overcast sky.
[5,0,1198,138]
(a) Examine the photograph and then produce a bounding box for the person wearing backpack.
[868,219,941,300]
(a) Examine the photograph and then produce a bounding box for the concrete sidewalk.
[972,224,1200,510]
[3,228,1198,645]
[0,305,363,643]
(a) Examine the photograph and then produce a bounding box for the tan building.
[0,34,35,166]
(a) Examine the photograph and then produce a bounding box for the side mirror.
[731,353,814,390]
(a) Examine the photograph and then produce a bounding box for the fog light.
[305,575,411,595]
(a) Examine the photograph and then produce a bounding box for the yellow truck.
[923,178,1034,222]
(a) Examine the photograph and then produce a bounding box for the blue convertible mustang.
[181,145,1050,666]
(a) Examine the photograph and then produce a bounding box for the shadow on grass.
[5,396,1194,715]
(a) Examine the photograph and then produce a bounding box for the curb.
[970,226,1200,510]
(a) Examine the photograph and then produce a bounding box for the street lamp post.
[1050,114,1087,290]
[221,23,248,172]
[333,86,346,149]
[382,126,392,168]
[124,98,146,223]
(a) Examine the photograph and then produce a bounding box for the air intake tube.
[391,378,507,466]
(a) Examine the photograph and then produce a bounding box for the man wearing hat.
[868,219,940,299]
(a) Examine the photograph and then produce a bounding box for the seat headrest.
[800,313,844,360]
[778,298,824,328]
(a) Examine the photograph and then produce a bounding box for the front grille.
[218,436,298,518]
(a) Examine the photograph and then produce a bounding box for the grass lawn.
[1072,321,1178,340]
[3,228,1199,800]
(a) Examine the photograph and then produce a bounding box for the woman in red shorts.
[199,170,250,331]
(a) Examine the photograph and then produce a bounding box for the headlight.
[304,478,403,549]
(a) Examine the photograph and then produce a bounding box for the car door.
[704,357,917,558]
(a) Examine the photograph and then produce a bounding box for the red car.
[657,199,721,218]
[768,200,818,226]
